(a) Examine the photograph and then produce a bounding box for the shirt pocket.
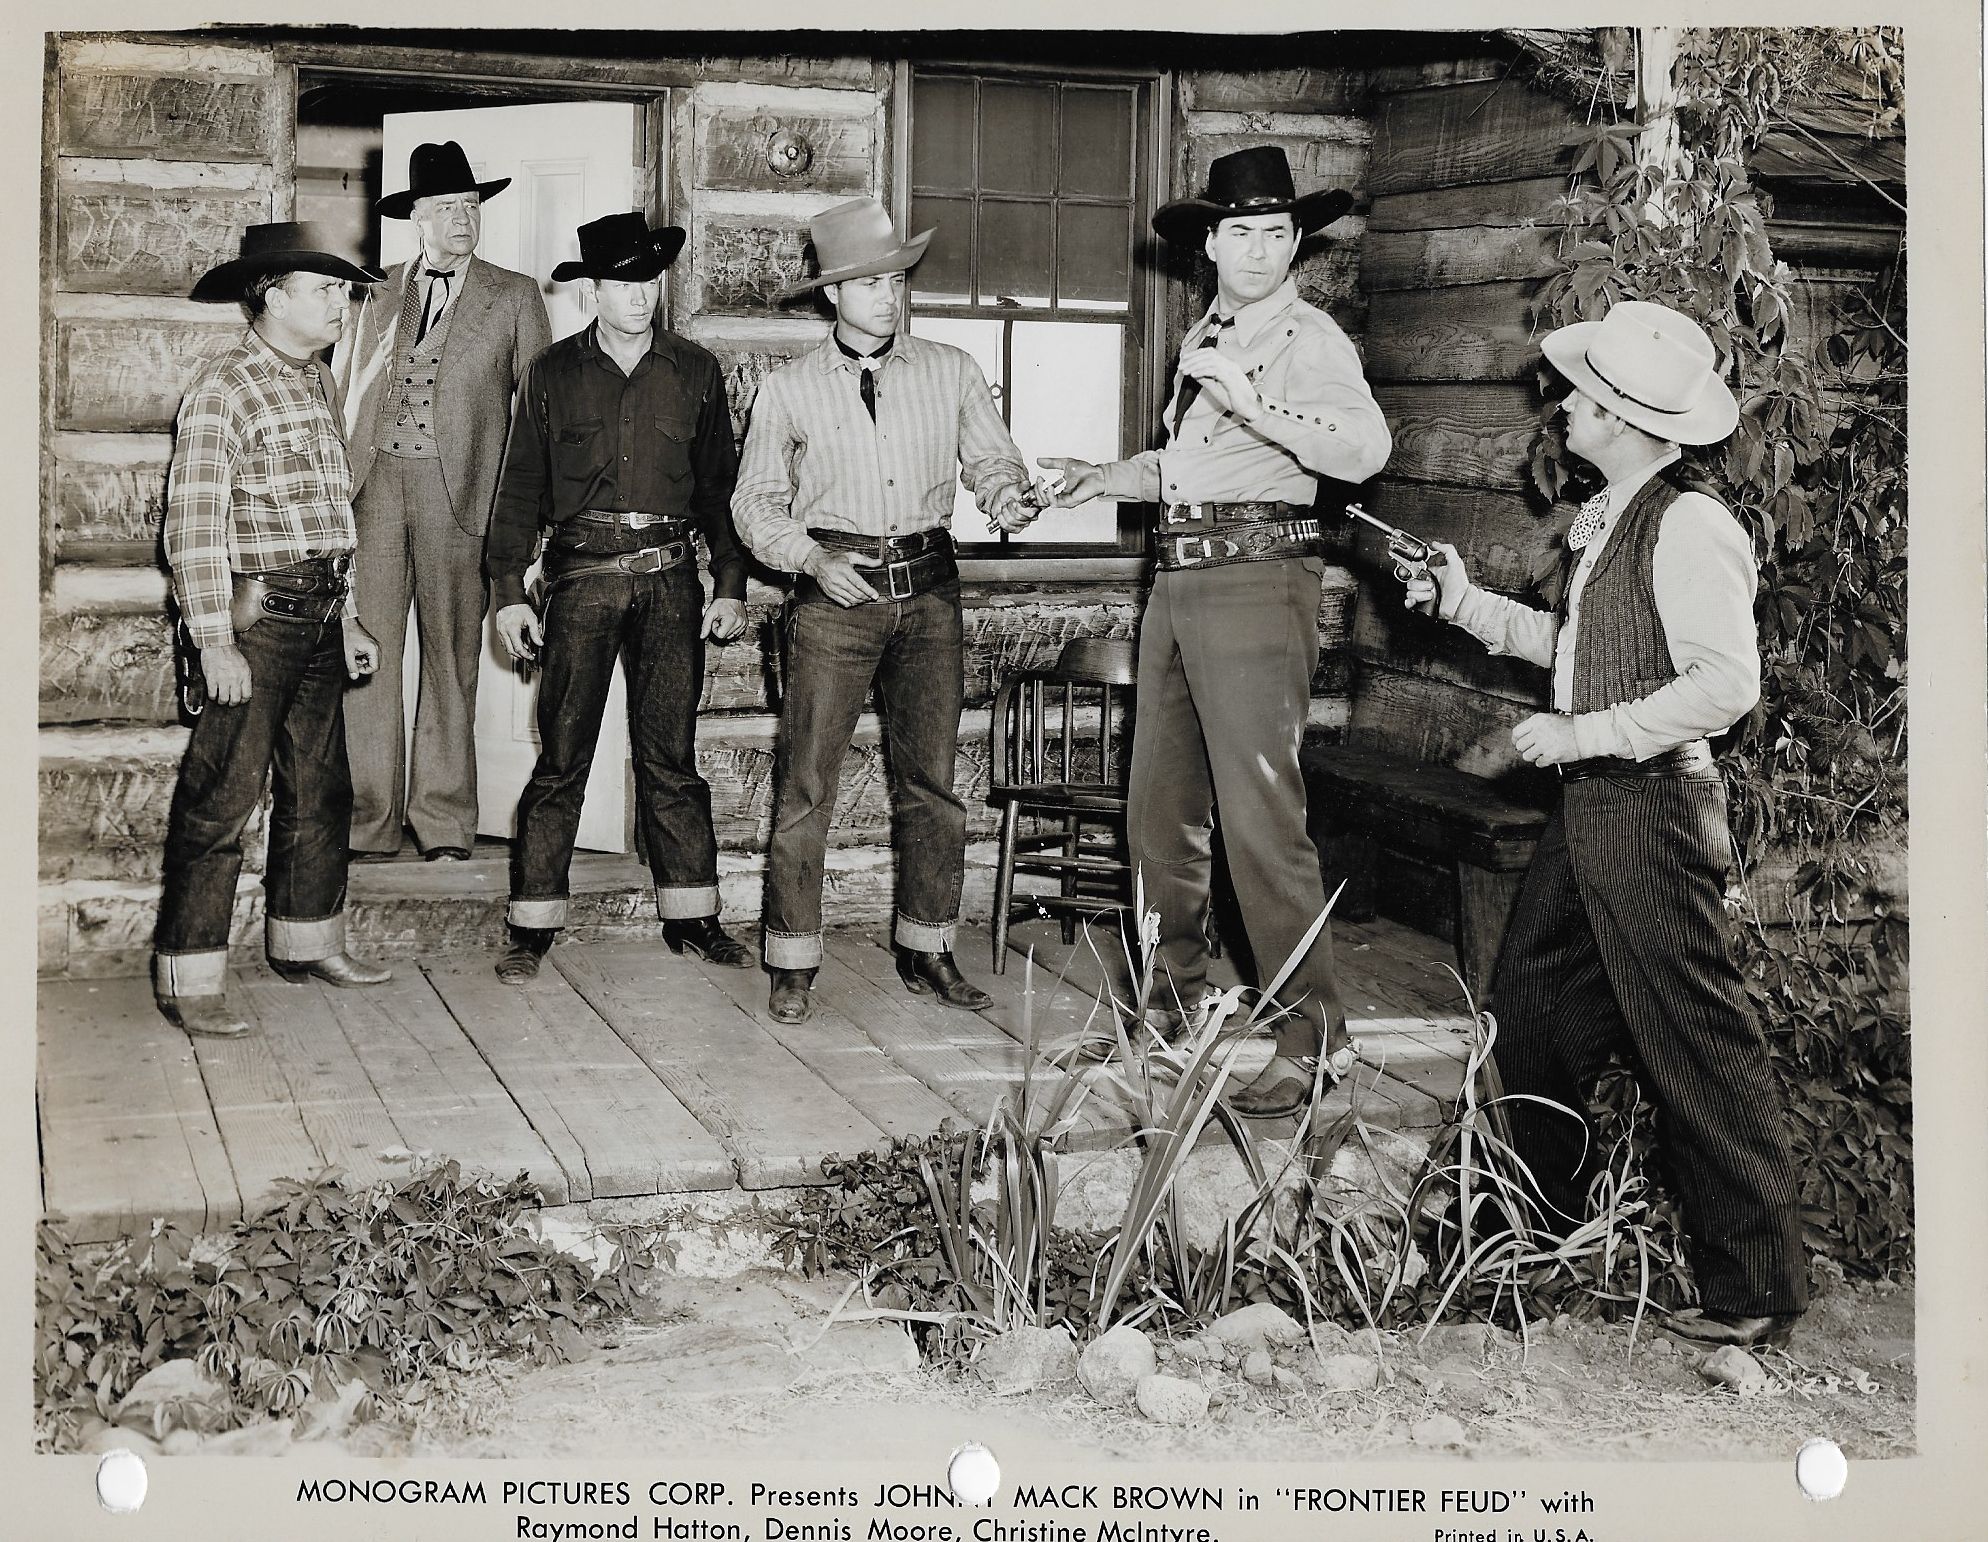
[655,408,698,484]
[551,418,606,482]
[247,427,318,501]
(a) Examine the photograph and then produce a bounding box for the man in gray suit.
[331,140,553,861]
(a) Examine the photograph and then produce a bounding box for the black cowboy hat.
[376,141,512,220]
[549,212,688,283]
[1151,146,1354,247]
[191,222,386,302]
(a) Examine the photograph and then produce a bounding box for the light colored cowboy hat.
[377,141,512,220]
[787,198,934,294]
[191,221,386,302]
[1542,300,1740,445]
[1152,145,1354,247]
[549,212,687,283]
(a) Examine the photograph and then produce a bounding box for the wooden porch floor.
[38,917,1477,1243]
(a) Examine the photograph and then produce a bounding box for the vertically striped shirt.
[731,332,1028,575]
[164,327,358,647]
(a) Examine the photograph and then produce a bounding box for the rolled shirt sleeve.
[1572,493,1762,760]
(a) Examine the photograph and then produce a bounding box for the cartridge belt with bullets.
[1153,501,1324,571]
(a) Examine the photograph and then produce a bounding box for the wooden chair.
[987,635,1138,973]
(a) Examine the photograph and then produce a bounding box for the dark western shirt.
[486,323,745,610]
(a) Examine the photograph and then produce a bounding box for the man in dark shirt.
[485,213,752,982]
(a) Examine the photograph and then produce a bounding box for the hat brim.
[1151,187,1354,247]
[376,175,513,221]
[549,226,688,284]
[784,228,935,297]
[1542,322,1741,446]
[191,251,388,303]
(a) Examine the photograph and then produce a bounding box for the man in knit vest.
[1404,300,1807,1352]
[331,141,553,862]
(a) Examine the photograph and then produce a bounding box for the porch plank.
[185,984,333,1216]
[311,972,569,1202]
[682,952,963,1144]
[39,977,237,1241]
[237,977,421,1194]
[819,936,1035,1127]
[553,942,883,1188]
[422,960,736,1200]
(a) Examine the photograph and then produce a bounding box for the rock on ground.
[1079,1326,1157,1408]
[1417,1322,1512,1361]
[1207,1303,1304,1351]
[114,1359,233,1436]
[1412,1413,1468,1449]
[1135,1374,1210,1426]
[975,1326,1078,1396]
[1698,1345,1770,1397]
[1242,1350,1275,1387]
[1314,1354,1380,1392]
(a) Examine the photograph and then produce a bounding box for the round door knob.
[767,129,814,177]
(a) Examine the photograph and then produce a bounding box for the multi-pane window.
[905,68,1155,551]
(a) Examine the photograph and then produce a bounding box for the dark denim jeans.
[764,585,966,969]
[156,614,352,970]
[509,560,719,929]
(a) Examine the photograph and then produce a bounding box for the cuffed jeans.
[1127,557,1349,1061]
[155,614,353,996]
[763,585,966,970]
[508,559,721,931]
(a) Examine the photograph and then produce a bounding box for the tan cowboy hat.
[1152,146,1353,247]
[191,222,386,302]
[1542,300,1740,445]
[788,199,933,294]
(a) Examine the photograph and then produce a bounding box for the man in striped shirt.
[155,224,396,1040]
[733,199,1037,1026]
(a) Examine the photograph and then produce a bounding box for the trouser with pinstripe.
[1489,769,1808,1317]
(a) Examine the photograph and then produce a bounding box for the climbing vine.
[1529,27,1910,1274]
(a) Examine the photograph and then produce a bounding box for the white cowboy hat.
[1542,300,1740,445]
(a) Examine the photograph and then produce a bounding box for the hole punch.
[948,1442,1000,1507]
[1795,1437,1847,1501]
[96,1449,148,1514]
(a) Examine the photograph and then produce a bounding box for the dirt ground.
[347,1264,1914,1465]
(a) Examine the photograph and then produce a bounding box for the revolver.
[1340,502,1449,614]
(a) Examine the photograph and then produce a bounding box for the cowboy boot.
[496,927,555,985]
[662,916,753,969]
[768,968,816,1024]
[271,952,393,988]
[895,948,994,1012]
[1227,1038,1362,1120]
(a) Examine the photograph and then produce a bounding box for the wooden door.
[380,100,644,851]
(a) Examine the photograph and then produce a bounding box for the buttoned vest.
[1564,472,1707,714]
[376,268,457,459]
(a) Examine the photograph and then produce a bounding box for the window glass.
[910,194,975,303]
[1059,86,1134,198]
[979,81,1056,194]
[978,201,1055,309]
[1058,203,1131,309]
[911,75,976,190]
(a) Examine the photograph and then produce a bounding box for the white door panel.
[381,100,641,852]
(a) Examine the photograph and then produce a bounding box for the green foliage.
[35,1163,670,1451]
[1530,26,1909,1277]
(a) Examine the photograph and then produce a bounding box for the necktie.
[1566,492,1610,552]
[1170,314,1235,438]
[417,268,454,344]
[858,360,878,422]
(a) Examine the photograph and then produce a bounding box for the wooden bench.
[1301,743,1551,1003]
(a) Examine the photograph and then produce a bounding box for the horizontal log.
[1347,663,1537,775]
[1362,56,1518,94]
[690,214,822,319]
[271,40,880,92]
[1767,222,1905,270]
[41,610,176,723]
[696,106,876,196]
[1753,131,1903,187]
[1187,133,1369,202]
[1362,282,1545,383]
[58,182,269,296]
[1368,80,1584,197]
[48,876,263,981]
[1348,585,1544,705]
[1361,226,1559,293]
[58,70,276,162]
[60,40,275,75]
[54,316,244,432]
[702,334,824,440]
[53,440,172,548]
[1373,383,1542,490]
[1368,175,1573,232]
[41,744,266,884]
[1182,70,1370,115]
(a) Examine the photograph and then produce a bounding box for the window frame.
[892,59,1171,567]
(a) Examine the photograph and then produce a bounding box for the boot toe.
[768,970,815,1023]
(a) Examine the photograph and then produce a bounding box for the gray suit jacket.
[330,253,553,536]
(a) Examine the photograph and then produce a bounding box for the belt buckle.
[886,558,914,600]
[1171,535,1217,567]
[622,547,666,575]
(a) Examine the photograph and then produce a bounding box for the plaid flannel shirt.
[165,327,359,647]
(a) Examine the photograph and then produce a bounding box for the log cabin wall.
[1336,57,1588,941]
[37,35,1379,978]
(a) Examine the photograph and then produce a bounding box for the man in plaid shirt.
[154,224,396,1040]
